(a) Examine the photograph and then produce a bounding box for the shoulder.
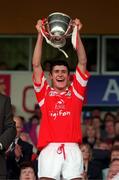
[76,66,90,79]
[0,93,9,99]
[0,93,10,102]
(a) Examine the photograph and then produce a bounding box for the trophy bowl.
[43,12,73,48]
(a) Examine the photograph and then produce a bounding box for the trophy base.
[50,37,66,48]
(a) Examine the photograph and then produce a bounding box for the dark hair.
[20,161,35,171]
[111,145,119,153]
[112,135,119,144]
[110,158,119,165]
[50,60,70,74]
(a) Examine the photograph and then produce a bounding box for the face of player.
[50,65,69,92]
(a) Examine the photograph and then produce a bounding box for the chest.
[45,90,73,110]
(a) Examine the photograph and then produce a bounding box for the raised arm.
[73,19,87,74]
[32,20,43,84]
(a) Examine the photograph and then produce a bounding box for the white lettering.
[49,110,71,120]
[102,79,119,101]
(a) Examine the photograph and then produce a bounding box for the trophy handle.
[64,19,73,37]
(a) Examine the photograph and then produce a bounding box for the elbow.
[32,61,40,68]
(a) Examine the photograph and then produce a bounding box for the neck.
[53,87,67,93]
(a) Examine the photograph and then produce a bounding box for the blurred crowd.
[5,105,119,180]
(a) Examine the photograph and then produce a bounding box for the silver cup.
[43,12,73,48]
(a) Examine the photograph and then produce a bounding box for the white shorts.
[38,143,83,180]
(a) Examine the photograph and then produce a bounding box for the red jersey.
[33,66,90,150]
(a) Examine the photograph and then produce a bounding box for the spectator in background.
[114,120,119,136]
[104,112,116,123]
[0,93,16,179]
[107,159,119,180]
[93,140,111,172]
[19,161,37,180]
[110,145,119,161]
[91,107,101,118]
[82,111,92,138]
[20,132,35,147]
[103,112,116,146]
[92,115,105,140]
[24,114,40,149]
[80,143,102,180]
[20,131,39,173]
[97,140,110,150]
[112,135,119,146]
[83,124,97,149]
[6,116,33,179]
[23,105,42,156]
[102,145,119,179]
[29,115,39,147]
[83,111,92,126]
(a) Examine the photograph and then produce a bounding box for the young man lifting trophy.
[32,12,90,180]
